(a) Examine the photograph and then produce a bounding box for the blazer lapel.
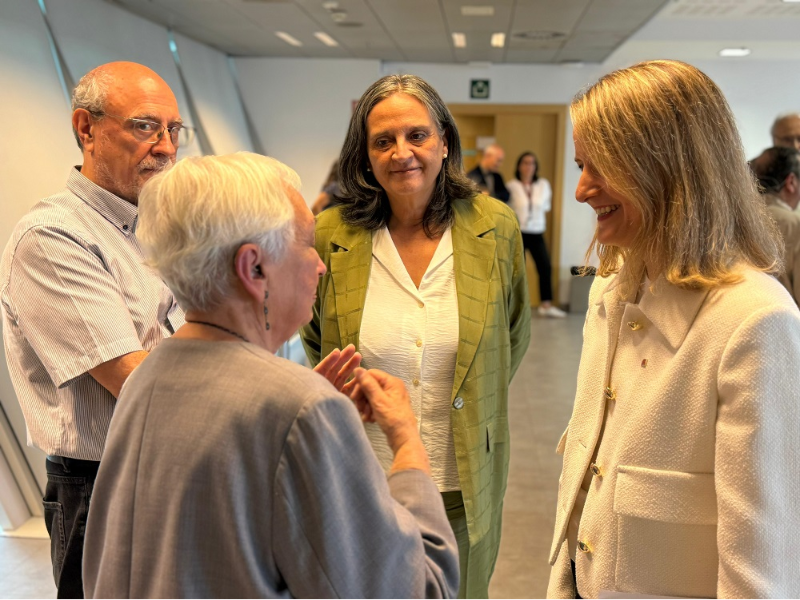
[451,198,496,397]
[328,223,372,350]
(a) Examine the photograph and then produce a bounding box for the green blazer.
[301,194,531,595]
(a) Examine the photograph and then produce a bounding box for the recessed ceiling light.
[314,31,339,47]
[322,1,339,8]
[491,33,505,48]
[782,0,800,3]
[275,31,302,47]
[461,5,494,17]
[719,47,751,57]
[452,32,467,48]
[330,9,348,22]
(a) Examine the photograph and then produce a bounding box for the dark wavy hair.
[338,74,477,237]
[514,151,540,183]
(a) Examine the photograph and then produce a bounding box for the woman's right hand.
[349,368,431,475]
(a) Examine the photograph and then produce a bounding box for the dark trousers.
[521,232,553,302]
[43,457,100,599]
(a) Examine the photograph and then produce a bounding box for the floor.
[0,312,584,599]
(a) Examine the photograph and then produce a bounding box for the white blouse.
[359,226,460,491]
[507,178,552,234]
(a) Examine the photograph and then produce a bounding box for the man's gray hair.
[71,68,113,149]
[136,152,300,313]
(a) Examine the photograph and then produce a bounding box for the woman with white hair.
[550,60,800,598]
[82,152,459,598]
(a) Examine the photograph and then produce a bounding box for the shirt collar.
[764,193,794,212]
[67,166,138,235]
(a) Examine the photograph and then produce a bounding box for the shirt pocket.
[613,465,718,598]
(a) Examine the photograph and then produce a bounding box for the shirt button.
[578,540,592,554]
[452,396,464,410]
[604,387,616,401]
[627,321,643,331]
[590,463,603,477]
[413,378,420,386]
[122,224,129,231]
[416,339,423,347]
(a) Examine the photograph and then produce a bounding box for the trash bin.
[568,267,595,314]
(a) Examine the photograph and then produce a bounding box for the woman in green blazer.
[301,74,530,598]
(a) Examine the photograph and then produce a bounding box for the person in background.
[507,151,566,318]
[301,74,530,598]
[751,146,800,305]
[82,152,459,599]
[0,61,188,598]
[467,143,510,203]
[550,60,800,598]
[771,112,800,150]
[311,159,342,215]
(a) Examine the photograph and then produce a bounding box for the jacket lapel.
[451,198,496,397]
[328,223,372,350]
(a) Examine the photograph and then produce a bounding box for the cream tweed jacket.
[548,269,800,599]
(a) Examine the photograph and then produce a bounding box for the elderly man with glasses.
[0,61,191,598]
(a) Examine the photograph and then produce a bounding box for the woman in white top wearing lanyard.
[507,152,566,318]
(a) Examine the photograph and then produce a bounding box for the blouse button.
[412,378,420,387]
[418,301,425,308]
[416,339,423,347]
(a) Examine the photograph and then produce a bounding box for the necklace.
[185,319,250,343]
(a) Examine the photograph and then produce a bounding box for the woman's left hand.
[313,344,363,392]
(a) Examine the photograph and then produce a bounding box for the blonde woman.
[549,60,800,598]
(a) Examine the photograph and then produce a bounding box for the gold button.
[627,321,643,331]
[418,302,425,308]
[413,378,420,386]
[590,463,603,477]
[416,339,423,347]
[578,540,592,553]
[604,387,616,401]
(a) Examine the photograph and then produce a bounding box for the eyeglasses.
[91,111,195,147]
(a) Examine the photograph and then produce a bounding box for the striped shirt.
[0,167,184,461]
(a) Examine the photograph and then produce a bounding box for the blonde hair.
[137,152,300,312]
[572,60,782,298]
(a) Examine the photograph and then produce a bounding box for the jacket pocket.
[613,465,718,598]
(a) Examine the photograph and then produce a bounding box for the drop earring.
[263,290,270,331]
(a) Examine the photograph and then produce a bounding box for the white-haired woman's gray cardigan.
[83,338,459,598]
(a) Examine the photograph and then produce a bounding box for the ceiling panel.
[108,0,742,64]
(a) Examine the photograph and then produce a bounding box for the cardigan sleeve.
[715,304,800,597]
[272,396,459,598]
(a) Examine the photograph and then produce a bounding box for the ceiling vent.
[512,30,567,41]
[336,21,363,27]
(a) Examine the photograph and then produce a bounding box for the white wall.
[0,0,254,508]
[234,57,381,199]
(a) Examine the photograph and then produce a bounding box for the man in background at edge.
[0,61,186,598]
[771,113,800,151]
[751,146,800,305]
[467,143,510,203]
